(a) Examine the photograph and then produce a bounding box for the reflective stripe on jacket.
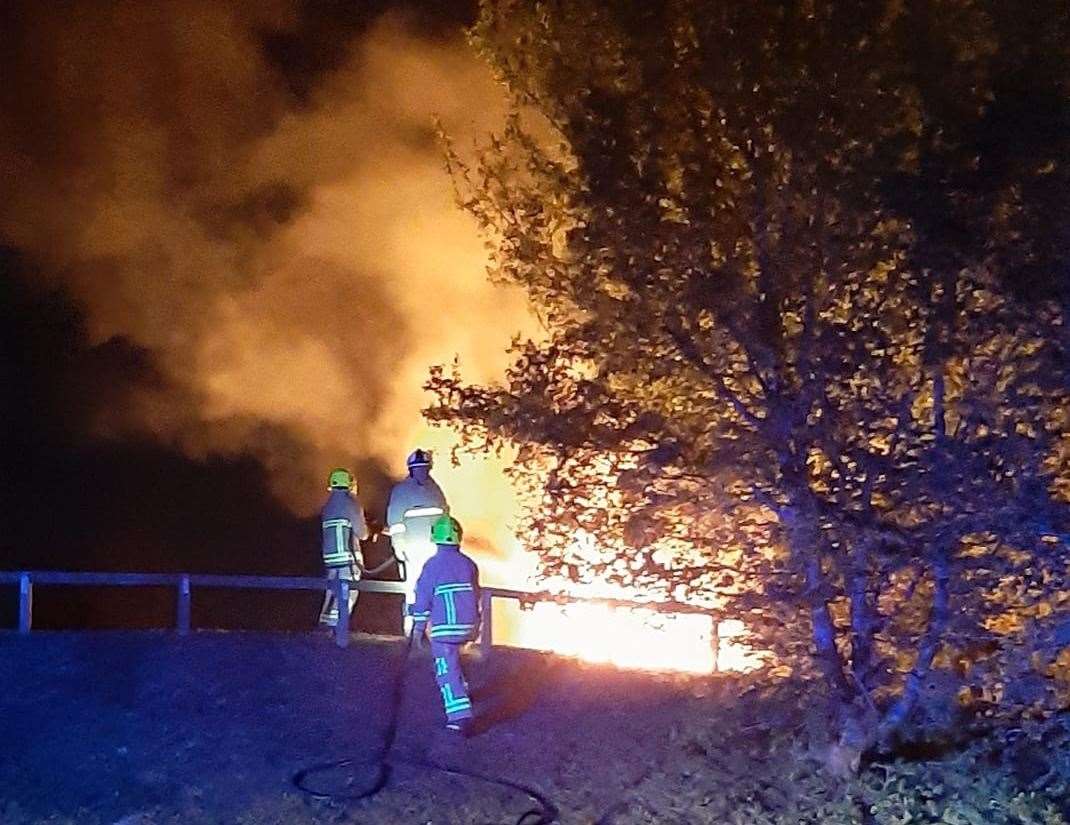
[320,489,369,568]
[410,545,480,641]
[386,477,448,540]
[322,518,357,566]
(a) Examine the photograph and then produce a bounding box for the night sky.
[0,0,504,632]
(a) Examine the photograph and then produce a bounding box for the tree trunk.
[848,550,876,690]
[877,552,951,750]
[781,494,852,699]
[803,552,851,698]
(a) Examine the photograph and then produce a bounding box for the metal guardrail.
[0,571,720,668]
[0,571,405,649]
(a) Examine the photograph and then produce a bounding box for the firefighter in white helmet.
[386,449,449,633]
[318,467,369,629]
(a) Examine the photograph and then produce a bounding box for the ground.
[0,631,731,825]
[2,632,1068,825]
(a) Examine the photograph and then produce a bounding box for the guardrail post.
[710,617,720,673]
[176,575,191,635]
[334,578,349,648]
[480,590,494,657]
[18,573,32,633]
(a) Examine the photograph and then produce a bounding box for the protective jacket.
[320,489,369,568]
[386,477,448,551]
[410,544,481,641]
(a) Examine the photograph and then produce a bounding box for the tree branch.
[663,319,770,432]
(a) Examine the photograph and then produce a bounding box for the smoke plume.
[1,1,535,576]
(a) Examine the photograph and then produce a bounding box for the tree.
[430,0,1070,761]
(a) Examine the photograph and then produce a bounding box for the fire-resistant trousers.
[319,563,359,626]
[430,639,473,723]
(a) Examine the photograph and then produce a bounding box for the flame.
[506,602,717,673]
[491,601,762,674]
[382,450,763,674]
[498,533,764,673]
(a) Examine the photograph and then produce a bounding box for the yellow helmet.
[327,468,354,490]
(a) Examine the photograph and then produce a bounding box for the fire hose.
[360,554,401,577]
[359,528,405,577]
[291,631,559,824]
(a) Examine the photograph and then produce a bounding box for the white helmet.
[406,449,432,470]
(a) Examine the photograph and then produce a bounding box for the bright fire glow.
[499,602,762,674]
[376,433,764,673]
[509,602,716,673]
[378,433,764,674]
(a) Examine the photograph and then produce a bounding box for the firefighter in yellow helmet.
[386,449,449,633]
[318,468,369,629]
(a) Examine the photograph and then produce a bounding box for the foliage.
[581,697,1070,825]
[430,0,1070,753]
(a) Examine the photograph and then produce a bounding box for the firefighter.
[410,515,481,734]
[386,449,449,633]
[318,467,369,629]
